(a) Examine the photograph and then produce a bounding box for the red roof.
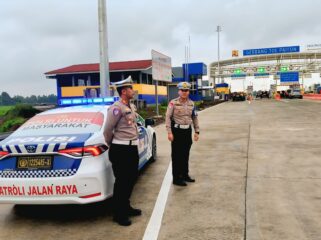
[45,59,152,75]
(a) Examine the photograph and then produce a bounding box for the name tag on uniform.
[125,110,133,125]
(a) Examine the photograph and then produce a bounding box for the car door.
[136,115,148,168]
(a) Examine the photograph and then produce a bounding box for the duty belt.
[174,124,191,129]
[112,139,139,146]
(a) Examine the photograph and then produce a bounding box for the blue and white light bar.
[59,97,119,106]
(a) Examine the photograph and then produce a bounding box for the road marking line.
[142,104,211,239]
[142,163,172,240]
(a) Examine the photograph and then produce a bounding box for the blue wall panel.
[182,63,207,76]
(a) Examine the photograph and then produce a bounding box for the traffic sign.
[280,72,299,83]
[243,46,300,56]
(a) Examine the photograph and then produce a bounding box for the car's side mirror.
[145,118,155,127]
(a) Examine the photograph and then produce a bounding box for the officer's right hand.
[168,133,174,142]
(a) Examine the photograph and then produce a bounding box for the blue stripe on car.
[15,145,22,153]
[6,146,12,153]
[42,144,49,152]
[53,144,60,152]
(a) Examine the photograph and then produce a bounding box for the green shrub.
[0,117,25,132]
[0,104,40,133]
[160,99,168,107]
[194,101,203,107]
[0,106,13,116]
[138,110,148,119]
[5,104,40,119]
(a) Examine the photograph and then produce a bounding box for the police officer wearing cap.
[104,76,141,226]
[165,82,200,186]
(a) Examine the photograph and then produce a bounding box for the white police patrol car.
[0,98,156,204]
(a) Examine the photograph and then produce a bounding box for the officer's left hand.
[194,133,199,142]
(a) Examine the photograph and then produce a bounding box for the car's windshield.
[11,111,104,137]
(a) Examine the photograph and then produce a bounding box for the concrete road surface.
[0,99,321,240]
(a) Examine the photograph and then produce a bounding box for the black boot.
[113,216,132,226]
[173,179,187,186]
[128,207,142,217]
[183,175,195,182]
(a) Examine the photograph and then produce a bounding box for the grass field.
[0,105,38,133]
[0,106,14,116]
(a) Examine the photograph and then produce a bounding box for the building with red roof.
[45,60,169,104]
[45,60,153,75]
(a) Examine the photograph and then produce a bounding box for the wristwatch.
[195,132,200,135]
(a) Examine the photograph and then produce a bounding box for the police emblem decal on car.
[26,145,37,153]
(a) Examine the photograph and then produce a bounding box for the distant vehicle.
[288,89,303,99]
[231,92,246,101]
[280,90,289,99]
[256,91,270,99]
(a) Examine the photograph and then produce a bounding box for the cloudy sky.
[1,0,321,96]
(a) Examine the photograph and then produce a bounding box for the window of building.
[78,79,85,86]
[142,74,148,84]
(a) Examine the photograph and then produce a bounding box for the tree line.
[0,92,57,105]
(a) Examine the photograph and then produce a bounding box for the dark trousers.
[109,143,139,218]
[171,127,192,181]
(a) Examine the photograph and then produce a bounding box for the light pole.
[98,0,110,97]
[302,70,306,92]
[216,26,222,84]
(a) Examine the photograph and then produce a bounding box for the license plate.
[17,156,53,170]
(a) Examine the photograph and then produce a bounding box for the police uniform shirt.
[165,97,200,134]
[104,100,139,146]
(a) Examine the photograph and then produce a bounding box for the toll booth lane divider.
[303,94,321,101]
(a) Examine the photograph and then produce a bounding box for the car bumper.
[0,153,115,204]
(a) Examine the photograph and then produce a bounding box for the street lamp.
[98,0,110,97]
[216,26,222,84]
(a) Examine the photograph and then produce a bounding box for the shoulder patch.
[169,102,174,108]
[113,108,120,116]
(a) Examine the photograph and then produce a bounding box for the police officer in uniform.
[104,77,141,226]
[165,82,200,186]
